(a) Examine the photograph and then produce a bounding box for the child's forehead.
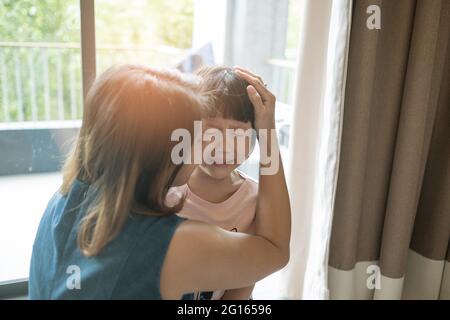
[203,117,252,129]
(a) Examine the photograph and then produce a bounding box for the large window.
[226,0,300,182]
[0,0,81,284]
[0,1,83,122]
[95,0,193,73]
[0,0,300,299]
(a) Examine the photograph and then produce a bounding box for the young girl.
[167,66,258,300]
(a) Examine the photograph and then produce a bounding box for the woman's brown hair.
[60,64,208,257]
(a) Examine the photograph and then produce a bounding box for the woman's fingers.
[234,66,277,130]
[246,85,264,110]
[247,85,275,131]
[234,69,274,103]
[234,66,264,84]
[234,67,266,89]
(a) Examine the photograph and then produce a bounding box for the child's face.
[199,117,254,180]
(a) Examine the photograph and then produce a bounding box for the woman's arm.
[160,67,291,299]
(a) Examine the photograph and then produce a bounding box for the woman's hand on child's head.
[233,66,276,131]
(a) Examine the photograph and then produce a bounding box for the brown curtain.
[328,0,450,299]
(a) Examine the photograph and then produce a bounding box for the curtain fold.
[280,0,352,299]
[328,0,450,300]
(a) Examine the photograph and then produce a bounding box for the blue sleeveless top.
[29,179,193,300]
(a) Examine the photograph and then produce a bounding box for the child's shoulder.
[236,170,258,192]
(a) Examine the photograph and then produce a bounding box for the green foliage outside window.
[0,0,194,122]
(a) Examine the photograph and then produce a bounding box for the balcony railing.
[0,42,296,124]
[0,42,187,123]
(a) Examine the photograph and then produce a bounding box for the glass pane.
[95,0,194,73]
[226,0,300,183]
[0,0,81,282]
[169,0,299,298]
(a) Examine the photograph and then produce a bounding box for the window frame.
[0,0,96,298]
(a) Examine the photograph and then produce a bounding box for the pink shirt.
[167,171,258,234]
[165,171,258,300]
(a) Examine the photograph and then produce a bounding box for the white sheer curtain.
[279,0,353,299]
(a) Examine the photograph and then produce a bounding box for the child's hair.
[196,66,255,128]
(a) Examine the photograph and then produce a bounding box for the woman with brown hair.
[29,64,291,299]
